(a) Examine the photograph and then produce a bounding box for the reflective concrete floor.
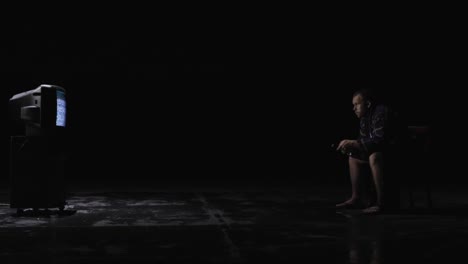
[1,181,468,263]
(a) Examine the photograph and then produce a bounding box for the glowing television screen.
[9,84,67,136]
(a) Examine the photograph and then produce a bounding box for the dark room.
[1,14,466,263]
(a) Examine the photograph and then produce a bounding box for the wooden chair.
[406,125,433,208]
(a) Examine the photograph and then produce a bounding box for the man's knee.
[349,156,367,165]
[369,152,384,167]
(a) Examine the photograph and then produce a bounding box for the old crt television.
[9,84,66,136]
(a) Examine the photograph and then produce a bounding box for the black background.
[1,14,463,188]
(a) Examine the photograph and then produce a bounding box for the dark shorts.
[350,149,371,162]
[350,145,400,162]
[350,148,383,162]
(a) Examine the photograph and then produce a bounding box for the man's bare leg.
[363,152,384,213]
[336,157,368,207]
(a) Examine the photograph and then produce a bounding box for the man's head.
[352,89,374,118]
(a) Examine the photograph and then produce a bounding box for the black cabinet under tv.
[9,136,67,212]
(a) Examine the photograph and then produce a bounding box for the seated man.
[336,89,406,214]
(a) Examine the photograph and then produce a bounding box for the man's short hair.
[353,89,376,103]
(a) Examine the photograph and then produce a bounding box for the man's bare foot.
[336,199,361,209]
[336,199,354,206]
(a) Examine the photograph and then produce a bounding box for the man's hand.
[336,139,360,153]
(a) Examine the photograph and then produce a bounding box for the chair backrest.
[407,126,431,153]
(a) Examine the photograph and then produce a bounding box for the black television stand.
[9,136,67,213]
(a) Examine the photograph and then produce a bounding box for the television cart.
[9,136,67,215]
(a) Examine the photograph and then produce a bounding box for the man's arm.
[336,139,362,154]
[359,106,387,153]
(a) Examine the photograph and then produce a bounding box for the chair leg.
[426,184,433,208]
[408,185,414,208]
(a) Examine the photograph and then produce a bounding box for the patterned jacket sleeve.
[359,106,387,154]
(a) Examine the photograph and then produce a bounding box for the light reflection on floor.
[1,186,468,263]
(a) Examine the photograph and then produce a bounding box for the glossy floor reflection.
[1,182,468,263]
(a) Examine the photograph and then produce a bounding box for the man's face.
[352,94,369,118]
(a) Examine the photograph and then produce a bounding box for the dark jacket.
[358,104,407,155]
